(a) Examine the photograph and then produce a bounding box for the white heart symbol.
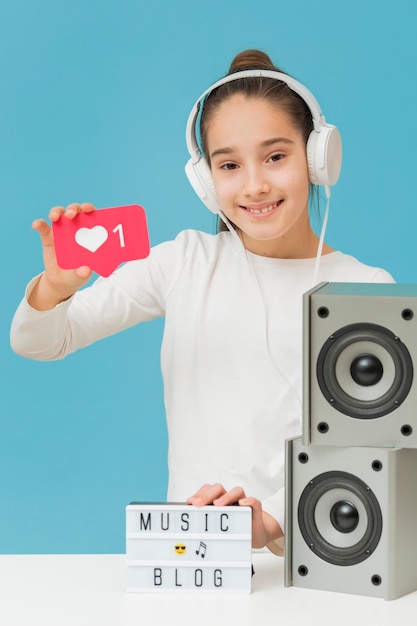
[75,226,108,252]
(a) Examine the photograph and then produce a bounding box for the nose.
[242,165,270,198]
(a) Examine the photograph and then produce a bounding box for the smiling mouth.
[242,201,282,215]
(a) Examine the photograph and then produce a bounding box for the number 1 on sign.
[113,223,125,248]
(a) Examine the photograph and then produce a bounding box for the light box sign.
[126,503,252,593]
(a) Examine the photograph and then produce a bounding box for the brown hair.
[200,49,313,163]
[198,49,317,232]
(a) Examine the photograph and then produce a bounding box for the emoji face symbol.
[174,543,187,555]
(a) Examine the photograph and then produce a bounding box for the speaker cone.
[316,323,413,419]
[298,470,383,566]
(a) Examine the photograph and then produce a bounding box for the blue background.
[2,0,416,554]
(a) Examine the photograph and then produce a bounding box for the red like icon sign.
[53,204,150,277]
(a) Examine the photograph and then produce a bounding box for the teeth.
[247,203,277,214]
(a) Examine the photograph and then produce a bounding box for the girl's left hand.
[187,483,283,550]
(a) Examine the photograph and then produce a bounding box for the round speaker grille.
[317,323,413,419]
[298,471,383,566]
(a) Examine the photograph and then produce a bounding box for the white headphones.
[185,69,342,215]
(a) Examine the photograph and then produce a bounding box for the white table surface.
[0,553,416,626]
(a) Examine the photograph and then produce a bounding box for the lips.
[242,200,282,215]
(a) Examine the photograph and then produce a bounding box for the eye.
[220,162,239,171]
[268,153,284,163]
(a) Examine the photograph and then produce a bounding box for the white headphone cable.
[311,184,331,288]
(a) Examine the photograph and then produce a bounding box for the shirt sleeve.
[370,268,396,283]
[10,236,187,361]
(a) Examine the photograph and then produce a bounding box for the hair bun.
[228,49,279,74]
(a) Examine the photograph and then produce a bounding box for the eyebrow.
[209,137,295,160]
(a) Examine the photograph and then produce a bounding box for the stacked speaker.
[284,282,417,600]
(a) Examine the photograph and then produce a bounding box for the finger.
[238,497,268,549]
[64,203,83,219]
[32,219,56,257]
[47,203,96,225]
[238,496,263,517]
[79,202,95,213]
[75,265,93,279]
[186,484,211,505]
[32,218,60,273]
[48,206,66,222]
[186,483,211,500]
[214,486,246,506]
[187,483,227,506]
[64,202,96,219]
[32,218,51,237]
[187,483,225,505]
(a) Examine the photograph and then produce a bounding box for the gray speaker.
[303,282,417,448]
[284,437,417,600]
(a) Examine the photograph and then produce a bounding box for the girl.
[10,49,394,556]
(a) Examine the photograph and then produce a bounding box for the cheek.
[286,164,310,198]
[212,173,236,203]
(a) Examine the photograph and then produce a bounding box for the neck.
[239,225,333,259]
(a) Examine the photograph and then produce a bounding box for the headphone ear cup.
[185,157,221,215]
[307,125,342,186]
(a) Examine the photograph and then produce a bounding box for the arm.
[11,208,181,360]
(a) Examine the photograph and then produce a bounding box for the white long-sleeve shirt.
[10,229,394,552]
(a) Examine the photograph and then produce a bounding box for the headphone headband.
[185,68,342,215]
[186,69,325,160]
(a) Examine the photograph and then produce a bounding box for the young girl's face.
[207,94,313,258]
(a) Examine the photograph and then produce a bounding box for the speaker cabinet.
[303,282,417,448]
[284,437,417,599]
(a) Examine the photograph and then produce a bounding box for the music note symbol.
[196,541,207,558]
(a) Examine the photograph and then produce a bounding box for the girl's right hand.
[29,203,96,311]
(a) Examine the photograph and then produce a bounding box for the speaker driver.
[298,471,383,566]
[316,323,413,419]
